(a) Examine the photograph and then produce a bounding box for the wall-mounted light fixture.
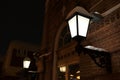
[59,66,66,72]
[22,49,51,80]
[67,6,91,39]
[23,57,31,69]
[66,6,112,73]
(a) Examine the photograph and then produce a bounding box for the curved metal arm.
[75,44,112,73]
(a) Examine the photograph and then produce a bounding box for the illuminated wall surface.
[58,63,80,80]
[42,0,120,80]
[3,40,40,76]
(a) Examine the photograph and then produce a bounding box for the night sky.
[0,0,45,55]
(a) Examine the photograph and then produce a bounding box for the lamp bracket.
[75,45,112,73]
[33,49,51,61]
[85,49,110,67]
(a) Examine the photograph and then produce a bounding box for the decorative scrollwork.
[75,44,112,73]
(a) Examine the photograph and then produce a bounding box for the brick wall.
[80,53,107,77]
[86,8,120,52]
[43,0,120,80]
[81,7,120,80]
[112,50,120,73]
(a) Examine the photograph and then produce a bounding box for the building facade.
[40,0,120,80]
[2,40,40,79]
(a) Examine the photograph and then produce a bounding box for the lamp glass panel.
[23,61,31,68]
[78,15,90,37]
[23,57,31,68]
[68,15,77,38]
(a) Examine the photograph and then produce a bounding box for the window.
[57,63,80,80]
[68,63,80,80]
[58,26,71,48]
[57,67,66,80]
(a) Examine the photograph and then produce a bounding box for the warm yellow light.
[76,76,80,79]
[59,66,66,72]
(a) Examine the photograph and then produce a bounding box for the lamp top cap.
[24,57,31,61]
[66,6,92,20]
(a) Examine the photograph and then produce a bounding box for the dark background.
[0,0,45,55]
